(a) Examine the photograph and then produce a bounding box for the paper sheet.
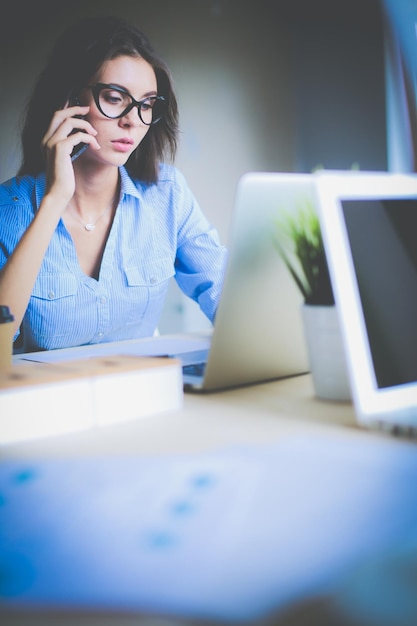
[18,336,211,365]
[1,436,417,622]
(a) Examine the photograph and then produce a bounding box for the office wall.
[288,0,387,173]
[0,0,386,332]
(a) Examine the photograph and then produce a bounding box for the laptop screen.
[341,198,417,390]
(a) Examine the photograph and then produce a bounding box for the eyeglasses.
[88,83,167,125]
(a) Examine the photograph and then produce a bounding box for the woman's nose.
[118,107,143,127]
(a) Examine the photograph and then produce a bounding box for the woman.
[0,15,227,353]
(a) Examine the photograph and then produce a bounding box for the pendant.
[84,223,95,232]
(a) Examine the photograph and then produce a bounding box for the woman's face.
[80,54,158,167]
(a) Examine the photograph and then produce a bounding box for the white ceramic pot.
[302,304,351,402]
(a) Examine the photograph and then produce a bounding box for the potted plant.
[273,199,334,306]
[273,199,351,401]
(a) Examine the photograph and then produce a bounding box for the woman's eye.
[140,99,155,111]
[102,90,125,106]
[107,93,122,104]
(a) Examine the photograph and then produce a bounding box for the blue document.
[1,436,417,623]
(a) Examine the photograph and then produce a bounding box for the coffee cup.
[0,305,15,372]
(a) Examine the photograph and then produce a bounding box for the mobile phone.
[68,95,88,161]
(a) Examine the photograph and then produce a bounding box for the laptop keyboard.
[182,362,206,378]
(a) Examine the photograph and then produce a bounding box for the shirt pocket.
[28,273,80,345]
[31,272,78,302]
[124,256,174,324]
[124,256,174,288]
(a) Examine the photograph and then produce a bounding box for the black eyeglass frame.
[88,83,167,125]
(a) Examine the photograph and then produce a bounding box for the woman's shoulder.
[130,163,185,187]
[0,175,37,207]
[125,164,189,198]
[157,162,183,183]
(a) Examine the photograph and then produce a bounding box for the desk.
[8,332,359,457]
[2,372,359,461]
[2,343,417,626]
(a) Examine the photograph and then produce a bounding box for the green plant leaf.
[273,199,335,305]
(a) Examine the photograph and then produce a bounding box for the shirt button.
[150,277,157,285]
[48,291,55,299]
[100,296,107,304]
[97,332,103,337]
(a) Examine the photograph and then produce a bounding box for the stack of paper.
[0,355,183,444]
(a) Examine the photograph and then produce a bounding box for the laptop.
[181,172,310,391]
[315,171,417,434]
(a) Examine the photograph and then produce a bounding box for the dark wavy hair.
[18,15,179,184]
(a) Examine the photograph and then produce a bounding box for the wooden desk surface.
[7,331,411,460]
[1,372,372,462]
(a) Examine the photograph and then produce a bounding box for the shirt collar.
[119,166,142,200]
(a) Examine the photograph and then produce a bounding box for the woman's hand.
[0,106,101,332]
[41,104,101,208]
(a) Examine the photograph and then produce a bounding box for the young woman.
[0,15,227,353]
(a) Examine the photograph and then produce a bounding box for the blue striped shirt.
[0,164,227,353]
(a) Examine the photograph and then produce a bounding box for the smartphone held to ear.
[68,95,88,161]
[71,142,88,161]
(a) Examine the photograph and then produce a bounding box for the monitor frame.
[315,171,417,428]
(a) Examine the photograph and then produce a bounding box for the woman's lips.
[111,138,134,153]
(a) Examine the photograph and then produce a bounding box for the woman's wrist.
[38,192,69,219]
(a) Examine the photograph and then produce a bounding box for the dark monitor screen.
[341,198,417,389]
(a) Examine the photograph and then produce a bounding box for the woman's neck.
[71,165,120,218]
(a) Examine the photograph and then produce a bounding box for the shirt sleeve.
[0,182,23,267]
[0,176,37,346]
[170,168,228,323]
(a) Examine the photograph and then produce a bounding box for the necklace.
[68,193,117,232]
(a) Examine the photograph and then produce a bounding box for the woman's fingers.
[41,106,100,203]
[57,129,101,156]
[41,106,99,154]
